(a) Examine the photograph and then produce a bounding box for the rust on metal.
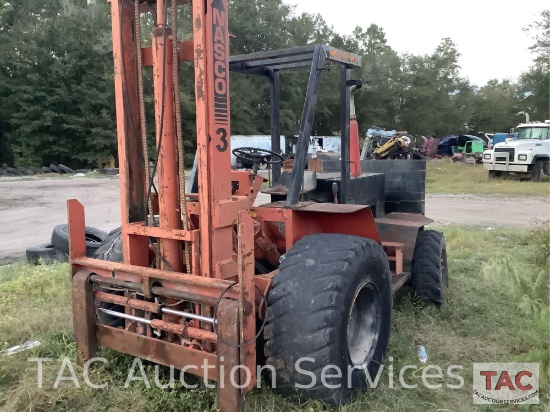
[125,223,198,242]
[151,286,218,307]
[216,298,243,411]
[94,291,161,313]
[238,211,256,391]
[72,271,97,364]
[96,325,218,380]
[253,220,280,265]
[375,212,433,227]
[67,200,87,267]
[142,40,194,66]
[150,319,217,342]
[382,241,404,276]
[89,274,143,292]
[73,258,237,291]
[152,1,183,273]
[69,1,426,410]
[390,271,411,294]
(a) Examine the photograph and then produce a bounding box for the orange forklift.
[68,0,448,410]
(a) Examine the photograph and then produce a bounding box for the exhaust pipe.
[350,83,362,177]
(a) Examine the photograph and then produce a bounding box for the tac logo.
[473,363,539,405]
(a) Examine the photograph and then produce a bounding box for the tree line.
[0,0,548,168]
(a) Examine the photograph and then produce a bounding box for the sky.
[284,0,547,87]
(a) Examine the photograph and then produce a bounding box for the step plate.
[391,271,411,294]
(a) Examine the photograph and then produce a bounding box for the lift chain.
[135,0,154,226]
[172,0,192,273]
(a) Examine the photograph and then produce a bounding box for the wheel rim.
[347,280,381,367]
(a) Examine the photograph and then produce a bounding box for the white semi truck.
[482,121,550,182]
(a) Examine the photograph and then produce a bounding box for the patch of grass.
[426,159,550,196]
[0,227,549,411]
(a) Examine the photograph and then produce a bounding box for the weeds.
[481,220,550,385]
[0,226,549,411]
[426,159,550,196]
[530,219,550,267]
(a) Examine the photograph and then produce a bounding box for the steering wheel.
[233,147,284,165]
[232,147,284,173]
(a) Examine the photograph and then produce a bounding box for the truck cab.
[482,121,550,181]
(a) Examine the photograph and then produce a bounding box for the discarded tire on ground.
[49,164,63,173]
[17,166,34,175]
[58,164,74,174]
[6,167,22,176]
[41,166,53,173]
[410,230,448,306]
[264,234,392,405]
[93,227,123,262]
[26,243,59,264]
[51,224,107,257]
[99,168,119,176]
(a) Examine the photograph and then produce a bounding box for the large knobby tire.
[410,230,448,306]
[93,227,123,262]
[51,224,107,257]
[264,234,392,405]
[530,160,543,182]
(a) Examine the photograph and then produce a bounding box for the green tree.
[398,38,473,136]
[469,80,519,133]
[1,0,116,168]
[518,9,549,122]
[352,25,402,133]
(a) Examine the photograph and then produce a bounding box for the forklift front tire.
[264,234,392,405]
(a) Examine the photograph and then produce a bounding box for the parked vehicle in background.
[482,121,550,182]
[438,135,487,157]
[452,140,485,164]
[492,132,518,147]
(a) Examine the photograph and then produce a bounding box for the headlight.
[518,154,527,161]
[483,154,491,160]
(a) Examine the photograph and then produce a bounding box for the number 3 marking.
[215,128,228,152]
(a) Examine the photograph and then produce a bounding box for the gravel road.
[1,176,548,263]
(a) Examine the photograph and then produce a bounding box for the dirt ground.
[0,176,548,263]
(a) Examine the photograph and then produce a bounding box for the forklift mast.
[67,1,397,411]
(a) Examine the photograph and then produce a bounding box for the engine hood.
[493,139,548,151]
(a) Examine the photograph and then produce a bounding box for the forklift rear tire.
[264,234,392,405]
[410,230,448,306]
